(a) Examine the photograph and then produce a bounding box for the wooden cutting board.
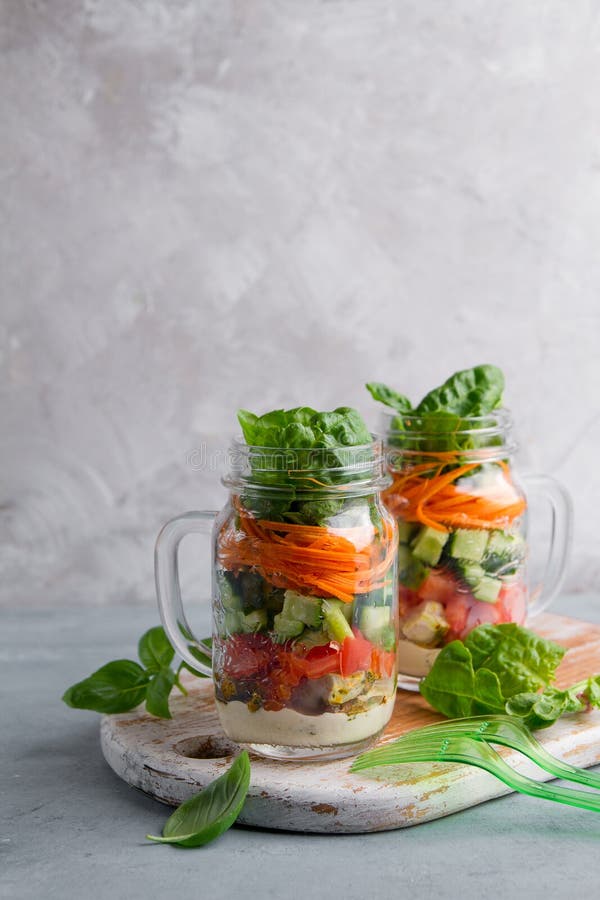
[101,612,600,833]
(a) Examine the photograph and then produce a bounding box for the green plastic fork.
[350,717,600,813]
[372,715,600,790]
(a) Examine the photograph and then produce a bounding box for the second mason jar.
[155,437,398,761]
[380,410,572,683]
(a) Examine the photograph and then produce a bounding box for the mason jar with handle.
[380,410,572,687]
[155,438,398,761]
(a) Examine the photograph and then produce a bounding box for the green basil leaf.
[365,382,413,414]
[145,668,176,718]
[179,638,212,678]
[146,751,251,847]
[62,660,149,714]
[138,626,175,673]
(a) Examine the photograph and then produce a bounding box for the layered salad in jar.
[367,365,527,677]
[212,406,398,758]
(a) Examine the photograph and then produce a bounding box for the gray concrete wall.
[2,1,600,607]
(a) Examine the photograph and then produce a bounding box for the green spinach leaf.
[506,676,600,730]
[415,364,504,417]
[418,640,507,719]
[464,623,565,696]
[236,405,373,525]
[420,623,600,730]
[146,751,251,847]
[366,382,412,414]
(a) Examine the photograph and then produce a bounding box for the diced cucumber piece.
[483,531,526,576]
[472,575,502,604]
[399,558,430,590]
[401,601,449,647]
[448,528,489,562]
[294,629,332,653]
[281,590,323,628]
[397,521,418,544]
[411,526,449,566]
[218,575,242,611]
[397,543,413,570]
[224,609,245,634]
[378,623,396,652]
[242,609,268,632]
[359,606,391,643]
[322,599,354,642]
[272,613,305,640]
[456,561,485,587]
[486,530,525,557]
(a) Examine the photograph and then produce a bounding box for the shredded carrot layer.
[383,460,526,533]
[217,501,397,602]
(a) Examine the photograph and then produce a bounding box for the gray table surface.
[3,594,600,900]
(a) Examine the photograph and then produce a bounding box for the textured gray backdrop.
[2,1,600,609]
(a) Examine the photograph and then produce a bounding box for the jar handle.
[520,474,573,618]
[154,511,217,676]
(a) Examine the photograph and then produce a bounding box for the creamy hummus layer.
[216,698,393,747]
[397,639,441,677]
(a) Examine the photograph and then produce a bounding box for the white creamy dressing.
[397,639,441,677]
[216,698,393,747]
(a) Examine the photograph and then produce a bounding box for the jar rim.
[222,436,391,495]
[380,407,513,436]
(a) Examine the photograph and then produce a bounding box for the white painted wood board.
[101,612,600,833]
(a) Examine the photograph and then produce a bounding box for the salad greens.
[146,752,250,848]
[62,626,209,719]
[236,405,375,526]
[420,623,600,730]
[366,364,505,455]
[213,404,397,727]
[238,406,371,449]
[367,364,505,420]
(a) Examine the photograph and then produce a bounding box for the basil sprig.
[146,751,251,847]
[62,626,208,719]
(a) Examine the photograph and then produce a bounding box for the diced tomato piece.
[371,647,396,678]
[221,633,274,679]
[417,570,460,605]
[341,628,374,676]
[442,592,470,639]
[463,598,502,634]
[497,582,527,624]
[287,643,341,680]
[399,587,422,614]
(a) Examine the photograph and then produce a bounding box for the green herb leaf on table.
[62,660,150,715]
[419,623,600,730]
[145,668,177,719]
[138,626,175,673]
[62,626,208,718]
[146,751,251,848]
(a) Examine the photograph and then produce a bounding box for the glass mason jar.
[380,410,572,686]
[155,438,398,761]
